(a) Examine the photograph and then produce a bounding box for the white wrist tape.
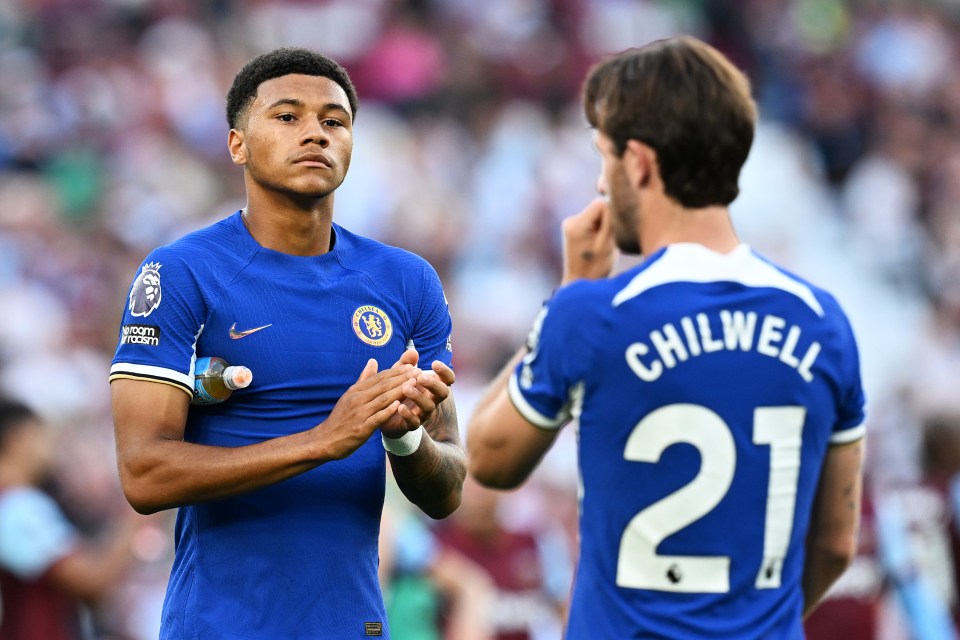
[382,426,425,456]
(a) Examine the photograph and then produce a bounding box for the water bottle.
[192,356,253,405]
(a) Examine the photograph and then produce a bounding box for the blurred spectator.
[921,413,960,628]
[434,477,572,640]
[0,396,147,640]
[380,485,495,640]
[0,0,957,636]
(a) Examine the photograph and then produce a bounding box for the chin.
[287,185,335,201]
[298,178,343,199]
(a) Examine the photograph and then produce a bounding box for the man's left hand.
[380,348,455,439]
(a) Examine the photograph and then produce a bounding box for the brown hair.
[583,36,757,208]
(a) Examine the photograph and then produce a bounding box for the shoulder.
[135,213,255,288]
[335,224,439,281]
[749,250,853,325]
[151,214,249,264]
[553,270,636,315]
[534,277,623,347]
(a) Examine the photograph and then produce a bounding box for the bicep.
[468,385,559,490]
[111,378,190,463]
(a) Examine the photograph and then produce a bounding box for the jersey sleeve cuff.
[109,362,194,398]
[830,423,865,445]
[507,372,568,430]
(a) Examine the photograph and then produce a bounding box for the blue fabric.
[111,211,453,639]
[509,244,865,639]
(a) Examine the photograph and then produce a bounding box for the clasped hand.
[380,348,454,439]
[320,348,454,460]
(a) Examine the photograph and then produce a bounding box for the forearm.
[389,402,466,519]
[118,428,327,514]
[802,440,863,616]
[114,362,419,514]
[802,546,852,616]
[465,333,561,489]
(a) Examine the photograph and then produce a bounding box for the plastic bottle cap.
[226,366,253,390]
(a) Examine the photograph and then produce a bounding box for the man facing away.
[109,48,466,639]
[467,36,865,639]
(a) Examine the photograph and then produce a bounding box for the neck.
[640,201,740,256]
[243,188,335,256]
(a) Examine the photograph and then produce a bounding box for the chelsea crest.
[352,305,393,347]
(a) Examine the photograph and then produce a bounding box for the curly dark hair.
[226,47,359,130]
[583,36,757,208]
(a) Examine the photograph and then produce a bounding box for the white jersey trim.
[508,372,567,430]
[830,423,866,444]
[612,244,824,317]
[110,362,193,389]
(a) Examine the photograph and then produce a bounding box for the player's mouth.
[294,152,332,167]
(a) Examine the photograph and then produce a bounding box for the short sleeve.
[109,249,208,396]
[508,287,589,430]
[831,313,867,445]
[0,487,78,579]
[409,262,453,369]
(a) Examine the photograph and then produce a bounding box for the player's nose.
[596,173,607,196]
[300,117,330,147]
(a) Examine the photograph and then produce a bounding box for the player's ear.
[228,129,247,166]
[624,139,656,189]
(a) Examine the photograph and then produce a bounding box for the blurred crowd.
[1,0,960,637]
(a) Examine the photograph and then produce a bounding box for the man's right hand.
[318,359,422,460]
[560,197,617,286]
[379,348,455,439]
[113,361,423,513]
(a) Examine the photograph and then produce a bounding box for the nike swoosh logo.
[229,323,273,340]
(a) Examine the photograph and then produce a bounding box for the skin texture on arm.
[385,350,467,519]
[466,350,559,490]
[803,438,864,616]
[112,359,420,514]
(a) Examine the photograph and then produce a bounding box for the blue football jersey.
[509,244,865,640]
[110,211,453,639]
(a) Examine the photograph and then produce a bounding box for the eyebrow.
[265,98,351,119]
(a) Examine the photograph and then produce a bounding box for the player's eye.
[323,119,344,128]
[277,113,296,122]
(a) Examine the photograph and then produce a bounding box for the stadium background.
[1,0,959,637]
